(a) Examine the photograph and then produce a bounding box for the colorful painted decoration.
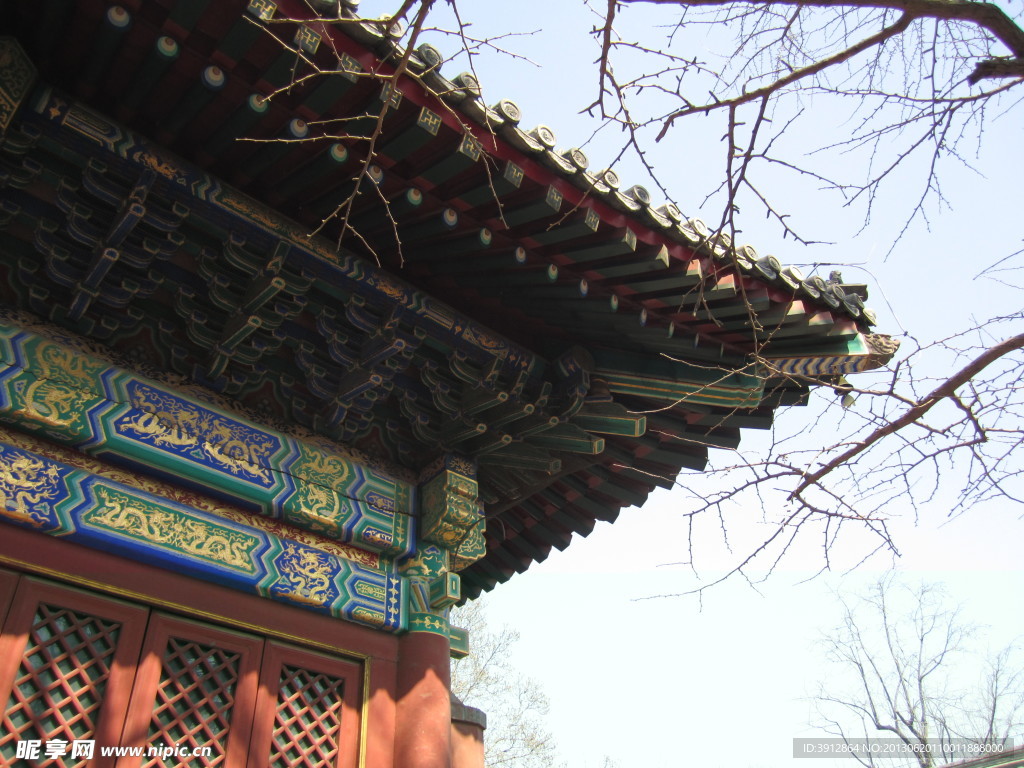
[0,318,414,559]
[766,333,902,377]
[0,432,403,631]
[419,456,485,572]
[0,36,36,135]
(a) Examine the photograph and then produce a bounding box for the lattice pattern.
[268,665,346,767]
[0,603,122,768]
[144,637,240,768]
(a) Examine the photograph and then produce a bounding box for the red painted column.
[450,695,486,768]
[450,721,485,768]
[394,630,452,768]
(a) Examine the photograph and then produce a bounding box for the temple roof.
[0,0,897,596]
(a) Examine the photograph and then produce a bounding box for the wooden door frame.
[0,578,149,768]
[0,525,401,768]
[249,642,364,768]
[117,613,264,768]
[0,568,18,627]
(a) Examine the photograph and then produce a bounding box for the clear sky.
[481,496,1024,768]
[361,1,1024,765]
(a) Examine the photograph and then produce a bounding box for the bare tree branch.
[817,577,1023,768]
[792,332,1024,498]
[653,12,914,138]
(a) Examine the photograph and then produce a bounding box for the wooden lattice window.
[0,578,147,768]
[122,614,261,768]
[249,644,362,768]
[270,664,346,766]
[0,573,364,768]
[145,637,241,766]
[4,602,120,744]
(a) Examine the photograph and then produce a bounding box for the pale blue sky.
[482,493,1024,768]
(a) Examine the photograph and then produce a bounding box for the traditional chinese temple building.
[0,1,897,766]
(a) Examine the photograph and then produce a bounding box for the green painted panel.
[590,347,765,408]
[0,432,405,631]
[0,317,414,557]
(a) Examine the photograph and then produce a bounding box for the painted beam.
[0,317,415,557]
[589,346,764,408]
[0,429,404,631]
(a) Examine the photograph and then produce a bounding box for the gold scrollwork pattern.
[0,425,383,571]
[10,341,104,430]
[83,484,261,574]
[0,37,37,135]
[123,383,277,483]
[419,463,485,571]
[271,541,336,607]
[0,450,62,526]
